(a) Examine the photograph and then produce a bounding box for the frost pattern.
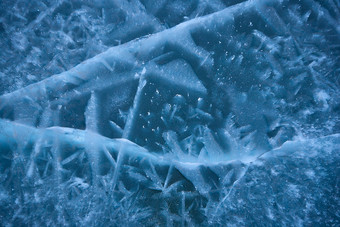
[0,0,339,226]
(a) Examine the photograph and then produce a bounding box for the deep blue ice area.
[0,0,339,225]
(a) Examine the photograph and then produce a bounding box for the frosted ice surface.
[0,0,339,225]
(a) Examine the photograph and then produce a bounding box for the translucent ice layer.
[0,0,339,225]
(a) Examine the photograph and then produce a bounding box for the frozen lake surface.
[0,0,339,225]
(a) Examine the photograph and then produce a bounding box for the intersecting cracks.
[209,164,249,221]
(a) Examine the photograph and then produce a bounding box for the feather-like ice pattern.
[0,0,339,225]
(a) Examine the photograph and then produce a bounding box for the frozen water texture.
[0,0,339,225]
